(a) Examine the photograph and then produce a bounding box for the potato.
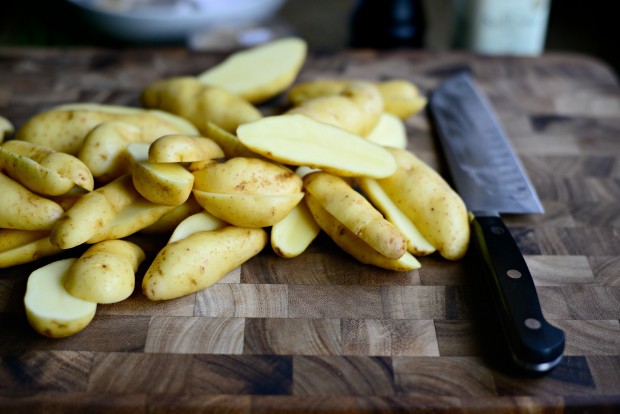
[142,226,268,300]
[202,121,258,159]
[128,143,195,206]
[15,103,199,155]
[287,81,384,136]
[288,79,426,120]
[0,140,94,195]
[191,157,303,227]
[139,196,203,235]
[376,80,427,119]
[0,229,63,269]
[78,121,143,184]
[305,193,420,271]
[198,37,307,104]
[0,115,14,143]
[237,114,397,178]
[365,113,408,148]
[192,157,302,196]
[377,148,470,260]
[168,210,227,243]
[270,200,321,258]
[0,172,64,230]
[148,134,224,163]
[24,258,97,338]
[141,77,262,134]
[193,190,304,228]
[64,240,145,304]
[356,177,435,256]
[304,171,406,259]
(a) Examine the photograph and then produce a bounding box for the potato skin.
[377,148,470,261]
[142,226,268,300]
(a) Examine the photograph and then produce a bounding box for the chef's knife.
[428,72,565,373]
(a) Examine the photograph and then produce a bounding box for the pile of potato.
[1,37,470,338]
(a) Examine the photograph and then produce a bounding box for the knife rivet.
[507,269,522,279]
[524,318,542,330]
[491,226,505,235]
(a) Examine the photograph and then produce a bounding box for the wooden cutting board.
[1,47,619,413]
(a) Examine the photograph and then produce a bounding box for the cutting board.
[1,47,619,413]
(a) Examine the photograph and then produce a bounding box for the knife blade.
[428,72,565,373]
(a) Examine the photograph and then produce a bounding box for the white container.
[466,0,551,55]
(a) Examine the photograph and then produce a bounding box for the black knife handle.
[472,215,565,372]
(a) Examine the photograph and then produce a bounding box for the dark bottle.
[349,0,426,49]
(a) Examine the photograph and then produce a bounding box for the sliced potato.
[0,229,63,269]
[64,240,145,304]
[202,121,259,159]
[303,171,406,259]
[148,134,224,163]
[142,226,268,301]
[237,114,397,178]
[24,258,97,338]
[198,37,307,104]
[193,190,304,228]
[0,172,64,231]
[356,177,435,256]
[376,80,427,119]
[365,113,408,148]
[128,143,195,206]
[377,148,470,260]
[305,193,420,271]
[168,210,227,243]
[270,199,320,258]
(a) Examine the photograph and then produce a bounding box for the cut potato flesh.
[270,200,321,259]
[24,258,97,338]
[198,37,307,104]
[237,114,397,178]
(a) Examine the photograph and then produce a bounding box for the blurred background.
[1,0,617,76]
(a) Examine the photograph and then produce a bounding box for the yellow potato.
[142,226,268,300]
[168,210,227,243]
[376,80,427,119]
[15,103,199,154]
[0,172,64,230]
[78,121,143,184]
[365,113,408,148]
[0,229,63,269]
[270,199,320,258]
[0,115,14,143]
[356,177,435,256]
[128,143,195,206]
[141,77,262,134]
[64,240,145,304]
[148,134,224,163]
[304,171,406,259]
[198,37,307,104]
[305,193,420,271]
[192,157,302,196]
[287,81,384,136]
[139,196,203,235]
[377,148,470,260]
[288,79,426,120]
[202,121,258,159]
[24,258,97,338]
[237,114,397,178]
[50,175,135,249]
[193,190,304,228]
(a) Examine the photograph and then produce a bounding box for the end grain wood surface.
[0,47,619,413]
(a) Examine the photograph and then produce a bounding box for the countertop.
[0,47,619,413]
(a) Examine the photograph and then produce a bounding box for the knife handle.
[471,215,565,373]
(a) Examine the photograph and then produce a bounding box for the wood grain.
[1,47,619,412]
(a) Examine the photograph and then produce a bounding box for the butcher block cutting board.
[1,47,619,413]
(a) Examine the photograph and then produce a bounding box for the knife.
[428,72,565,373]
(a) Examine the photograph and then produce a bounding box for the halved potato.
[148,134,224,163]
[237,114,396,178]
[198,37,307,104]
[24,258,97,338]
[169,210,227,243]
